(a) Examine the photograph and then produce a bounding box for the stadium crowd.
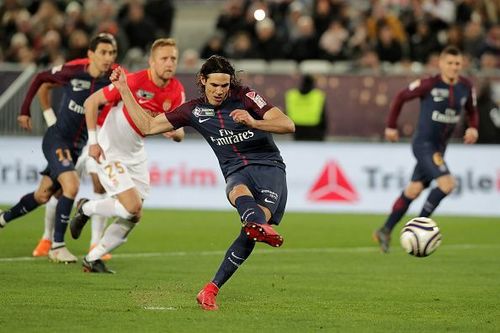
[0,0,498,73]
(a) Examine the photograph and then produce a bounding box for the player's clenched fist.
[110,66,127,91]
[384,127,399,142]
[230,109,256,127]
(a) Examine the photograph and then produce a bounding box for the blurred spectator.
[16,45,36,67]
[31,0,64,40]
[226,31,258,59]
[37,29,64,66]
[216,0,249,41]
[476,0,499,28]
[319,19,349,61]
[480,52,499,69]
[409,20,440,63]
[477,80,500,143]
[284,0,305,41]
[348,23,369,60]
[254,18,286,60]
[287,15,320,62]
[478,25,500,57]
[144,0,175,37]
[121,0,156,53]
[424,52,440,73]
[445,25,464,50]
[5,32,29,62]
[66,29,89,61]
[356,49,381,73]
[375,22,404,63]
[285,74,328,141]
[1,3,30,51]
[180,48,201,72]
[366,1,407,46]
[63,1,91,39]
[200,32,227,59]
[422,0,456,31]
[312,0,334,37]
[463,20,485,58]
[456,0,475,25]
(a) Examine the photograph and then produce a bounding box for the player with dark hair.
[373,46,479,253]
[99,55,294,309]
[17,34,119,260]
[0,33,118,263]
[69,38,185,273]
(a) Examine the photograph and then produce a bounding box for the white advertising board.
[0,137,498,216]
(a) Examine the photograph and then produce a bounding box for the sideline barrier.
[0,137,498,216]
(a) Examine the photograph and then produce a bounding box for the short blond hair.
[151,38,177,53]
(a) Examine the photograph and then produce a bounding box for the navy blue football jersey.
[166,85,285,178]
[387,75,478,150]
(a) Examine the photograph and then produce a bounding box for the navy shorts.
[41,129,79,183]
[411,144,450,187]
[225,165,288,225]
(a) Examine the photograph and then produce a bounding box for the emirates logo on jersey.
[308,161,358,202]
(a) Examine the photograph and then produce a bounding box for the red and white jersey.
[99,69,185,164]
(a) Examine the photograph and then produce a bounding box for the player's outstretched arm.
[110,67,174,136]
[230,107,295,134]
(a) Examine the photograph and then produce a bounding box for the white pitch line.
[0,243,498,263]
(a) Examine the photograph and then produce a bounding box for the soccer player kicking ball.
[373,46,479,253]
[69,38,185,273]
[0,34,117,263]
[109,55,295,310]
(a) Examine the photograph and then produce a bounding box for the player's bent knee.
[115,200,141,221]
[405,184,423,199]
[34,191,52,204]
[437,176,455,194]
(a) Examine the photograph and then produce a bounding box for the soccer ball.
[400,217,442,257]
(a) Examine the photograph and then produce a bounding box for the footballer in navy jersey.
[167,85,286,178]
[0,34,118,263]
[108,55,295,310]
[373,46,479,253]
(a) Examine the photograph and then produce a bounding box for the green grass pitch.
[0,207,499,332]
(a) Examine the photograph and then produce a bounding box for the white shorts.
[75,144,99,176]
[96,159,150,199]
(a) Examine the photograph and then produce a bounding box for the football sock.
[91,215,107,245]
[383,192,413,233]
[42,196,58,240]
[53,196,74,243]
[3,192,39,223]
[83,198,134,220]
[212,229,256,288]
[90,193,107,245]
[86,218,135,261]
[420,187,448,217]
[83,197,116,217]
[235,195,266,225]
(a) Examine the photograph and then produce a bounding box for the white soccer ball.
[400,217,442,257]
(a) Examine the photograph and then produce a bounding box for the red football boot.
[244,222,284,247]
[196,282,219,311]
